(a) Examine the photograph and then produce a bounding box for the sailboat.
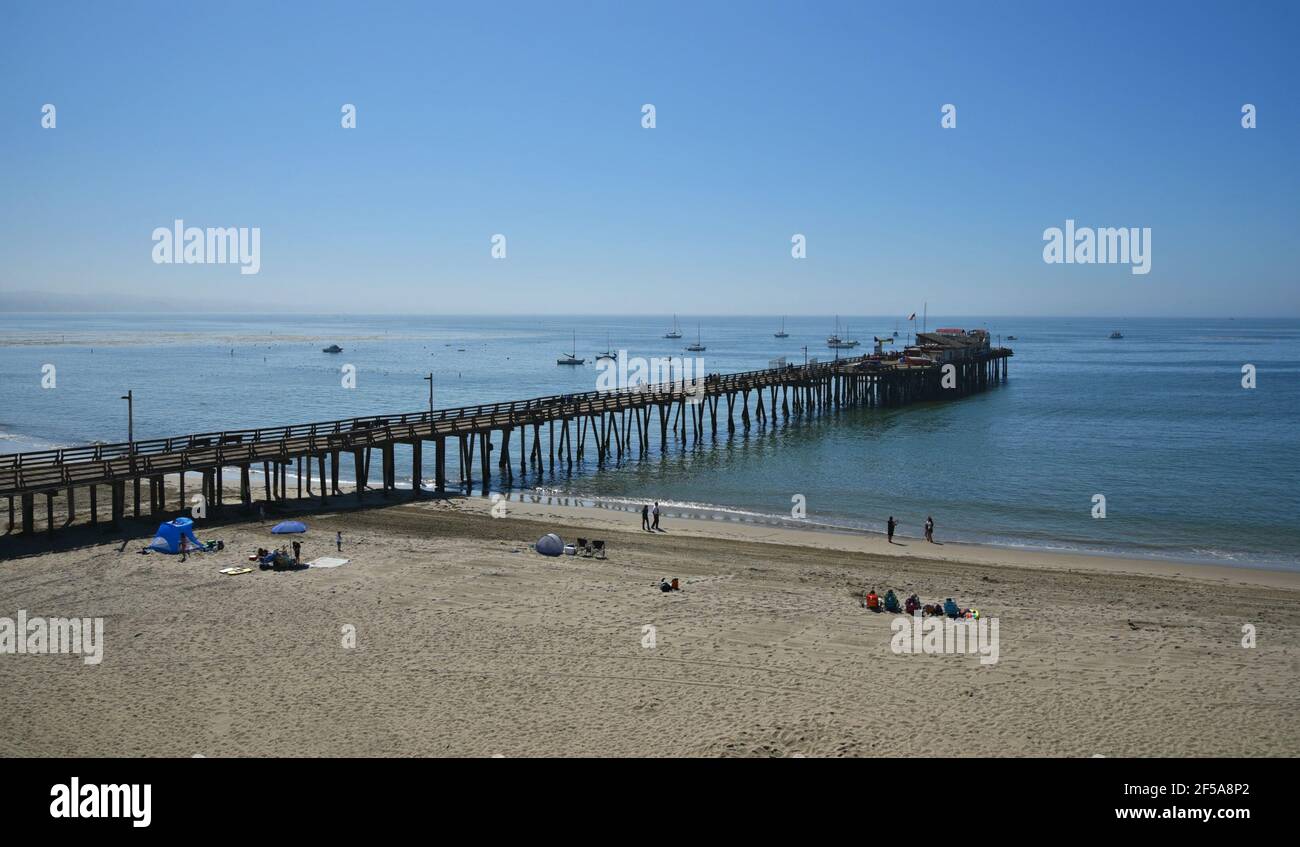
[826,316,858,348]
[595,332,616,361]
[557,331,585,365]
[663,314,682,339]
[826,315,842,347]
[774,317,789,338]
[686,324,706,352]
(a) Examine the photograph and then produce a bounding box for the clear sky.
[1,0,1296,316]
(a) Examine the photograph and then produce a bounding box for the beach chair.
[592,540,606,560]
[576,537,592,557]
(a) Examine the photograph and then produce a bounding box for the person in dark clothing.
[652,502,661,531]
[925,515,934,543]
[292,540,301,564]
[887,516,897,543]
[641,504,651,531]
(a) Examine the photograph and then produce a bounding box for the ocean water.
[2,314,1297,570]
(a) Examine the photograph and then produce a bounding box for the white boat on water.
[686,324,706,352]
[774,316,789,338]
[1109,330,1124,339]
[664,315,682,339]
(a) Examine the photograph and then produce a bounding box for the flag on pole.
[907,312,916,320]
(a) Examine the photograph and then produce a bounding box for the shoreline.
[461,495,1300,591]
[6,467,1298,588]
[494,489,1300,575]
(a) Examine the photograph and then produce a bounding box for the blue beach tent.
[271,521,307,534]
[146,517,205,554]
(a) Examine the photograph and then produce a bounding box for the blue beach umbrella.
[271,521,307,534]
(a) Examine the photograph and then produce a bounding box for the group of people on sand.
[252,538,307,570]
[864,588,979,620]
[886,515,937,544]
[245,531,343,571]
[640,502,662,532]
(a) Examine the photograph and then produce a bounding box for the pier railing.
[1,351,936,496]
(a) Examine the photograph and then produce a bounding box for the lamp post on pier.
[120,390,134,462]
[423,373,434,417]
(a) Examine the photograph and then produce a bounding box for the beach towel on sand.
[306,556,350,569]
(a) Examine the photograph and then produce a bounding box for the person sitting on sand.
[905,594,921,616]
[883,589,901,613]
[943,597,960,619]
[866,589,880,612]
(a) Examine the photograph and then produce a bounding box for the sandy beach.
[2,492,1297,757]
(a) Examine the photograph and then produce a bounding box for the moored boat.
[557,331,585,365]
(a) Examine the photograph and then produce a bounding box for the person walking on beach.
[641,504,651,532]
[292,539,302,564]
[887,516,897,544]
[336,531,343,552]
[179,535,188,562]
[652,502,661,531]
[924,515,934,543]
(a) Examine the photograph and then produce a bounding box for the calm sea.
[2,314,1297,570]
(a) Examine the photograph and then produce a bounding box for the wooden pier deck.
[0,349,1011,538]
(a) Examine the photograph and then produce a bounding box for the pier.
[0,347,1011,539]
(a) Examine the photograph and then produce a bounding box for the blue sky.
[1,0,1296,316]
